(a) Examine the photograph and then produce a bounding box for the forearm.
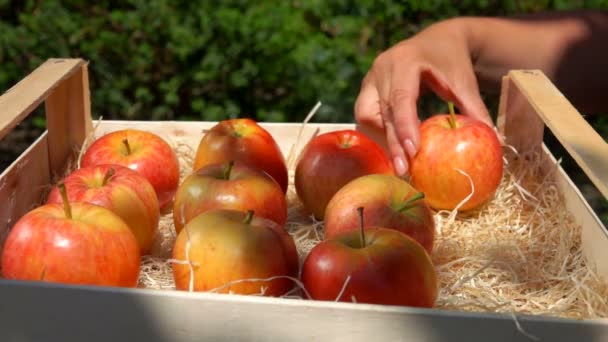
[462,10,608,115]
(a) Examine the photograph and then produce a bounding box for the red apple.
[172,209,298,296]
[410,103,503,211]
[46,164,160,255]
[173,160,287,234]
[80,129,180,210]
[295,129,394,220]
[1,183,141,287]
[301,207,438,307]
[193,118,288,194]
[324,174,435,254]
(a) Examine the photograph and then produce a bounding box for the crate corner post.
[44,58,94,182]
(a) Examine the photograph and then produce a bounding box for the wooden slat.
[498,70,608,279]
[0,58,86,141]
[0,280,607,342]
[505,69,608,199]
[45,62,93,180]
[0,134,51,250]
[497,74,546,156]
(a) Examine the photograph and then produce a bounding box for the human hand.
[354,19,495,176]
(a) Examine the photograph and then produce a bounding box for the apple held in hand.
[410,103,503,211]
[80,129,180,210]
[46,164,160,255]
[301,207,438,307]
[2,183,141,287]
[193,118,288,194]
[172,209,299,296]
[324,174,435,254]
[295,129,394,220]
[173,160,287,234]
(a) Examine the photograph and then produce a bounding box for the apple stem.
[244,209,254,225]
[223,160,235,180]
[357,206,366,248]
[396,192,425,212]
[122,138,132,155]
[58,182,72,219]
[448,102,457,129]
[102,167,116,186]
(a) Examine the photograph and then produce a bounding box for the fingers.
[388,71,422,165]
[375,61,422,176]
[379,106,408,176]
[354,71,383,129]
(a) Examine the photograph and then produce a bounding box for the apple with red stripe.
[173,160,287,234]
[172,208,299,296]
[80,129,180,210]
[193,118,288,194]
[324,174,435,254]
[301,207,438,307]
[410,102,503,211]
[2,183,141,287]
[295,129,394,220]
[46,164,160,255]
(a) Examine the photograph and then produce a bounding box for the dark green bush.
[1,0,606,124]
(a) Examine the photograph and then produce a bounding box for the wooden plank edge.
[0,58,87,141]
[508,69,608,200]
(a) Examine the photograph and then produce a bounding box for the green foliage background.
[0,0,607,223]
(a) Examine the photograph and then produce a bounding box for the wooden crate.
[0,58,607,342]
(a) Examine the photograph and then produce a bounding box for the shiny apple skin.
[193,118,288,194]
[46,164,160,255]
[173,161,287,234]
[172,209,299,296]
[80,129,180,210]
[301,227,438,307]
[1,202,141,287]
[324,174,435,254]
[295,129,394,220]
[410,114,503,211]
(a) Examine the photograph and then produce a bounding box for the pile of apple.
[1,129,181,287]
[0,103,503,309]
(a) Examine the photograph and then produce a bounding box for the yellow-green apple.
[301,207,438,307]
[46,164,160,255]
[324,174,435,254]
[80,129,180,210]
[173,160,287,234]
[410,103,503,211]
[295,129,394,220]
[1,183,141,287]
[193,118,288,194]
[172,209,298,296]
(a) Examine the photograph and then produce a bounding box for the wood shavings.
[135,141,608,320]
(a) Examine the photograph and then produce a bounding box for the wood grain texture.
[0,134,50,251]
[0,280,607,342]
[498,69,608,280]
[505,69,608,199]
[45,62,93,180]
[0,58,86,141]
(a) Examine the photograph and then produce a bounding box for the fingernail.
[403,139,418,159]
[393,156,407,176]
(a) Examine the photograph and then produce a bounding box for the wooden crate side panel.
[44,63,93,181]
[1,280,608,342]
[0,133,51,251]
[498,71,608,278]
[542,145,608,277]
[508,70,608,199]
[0,59,86,141]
